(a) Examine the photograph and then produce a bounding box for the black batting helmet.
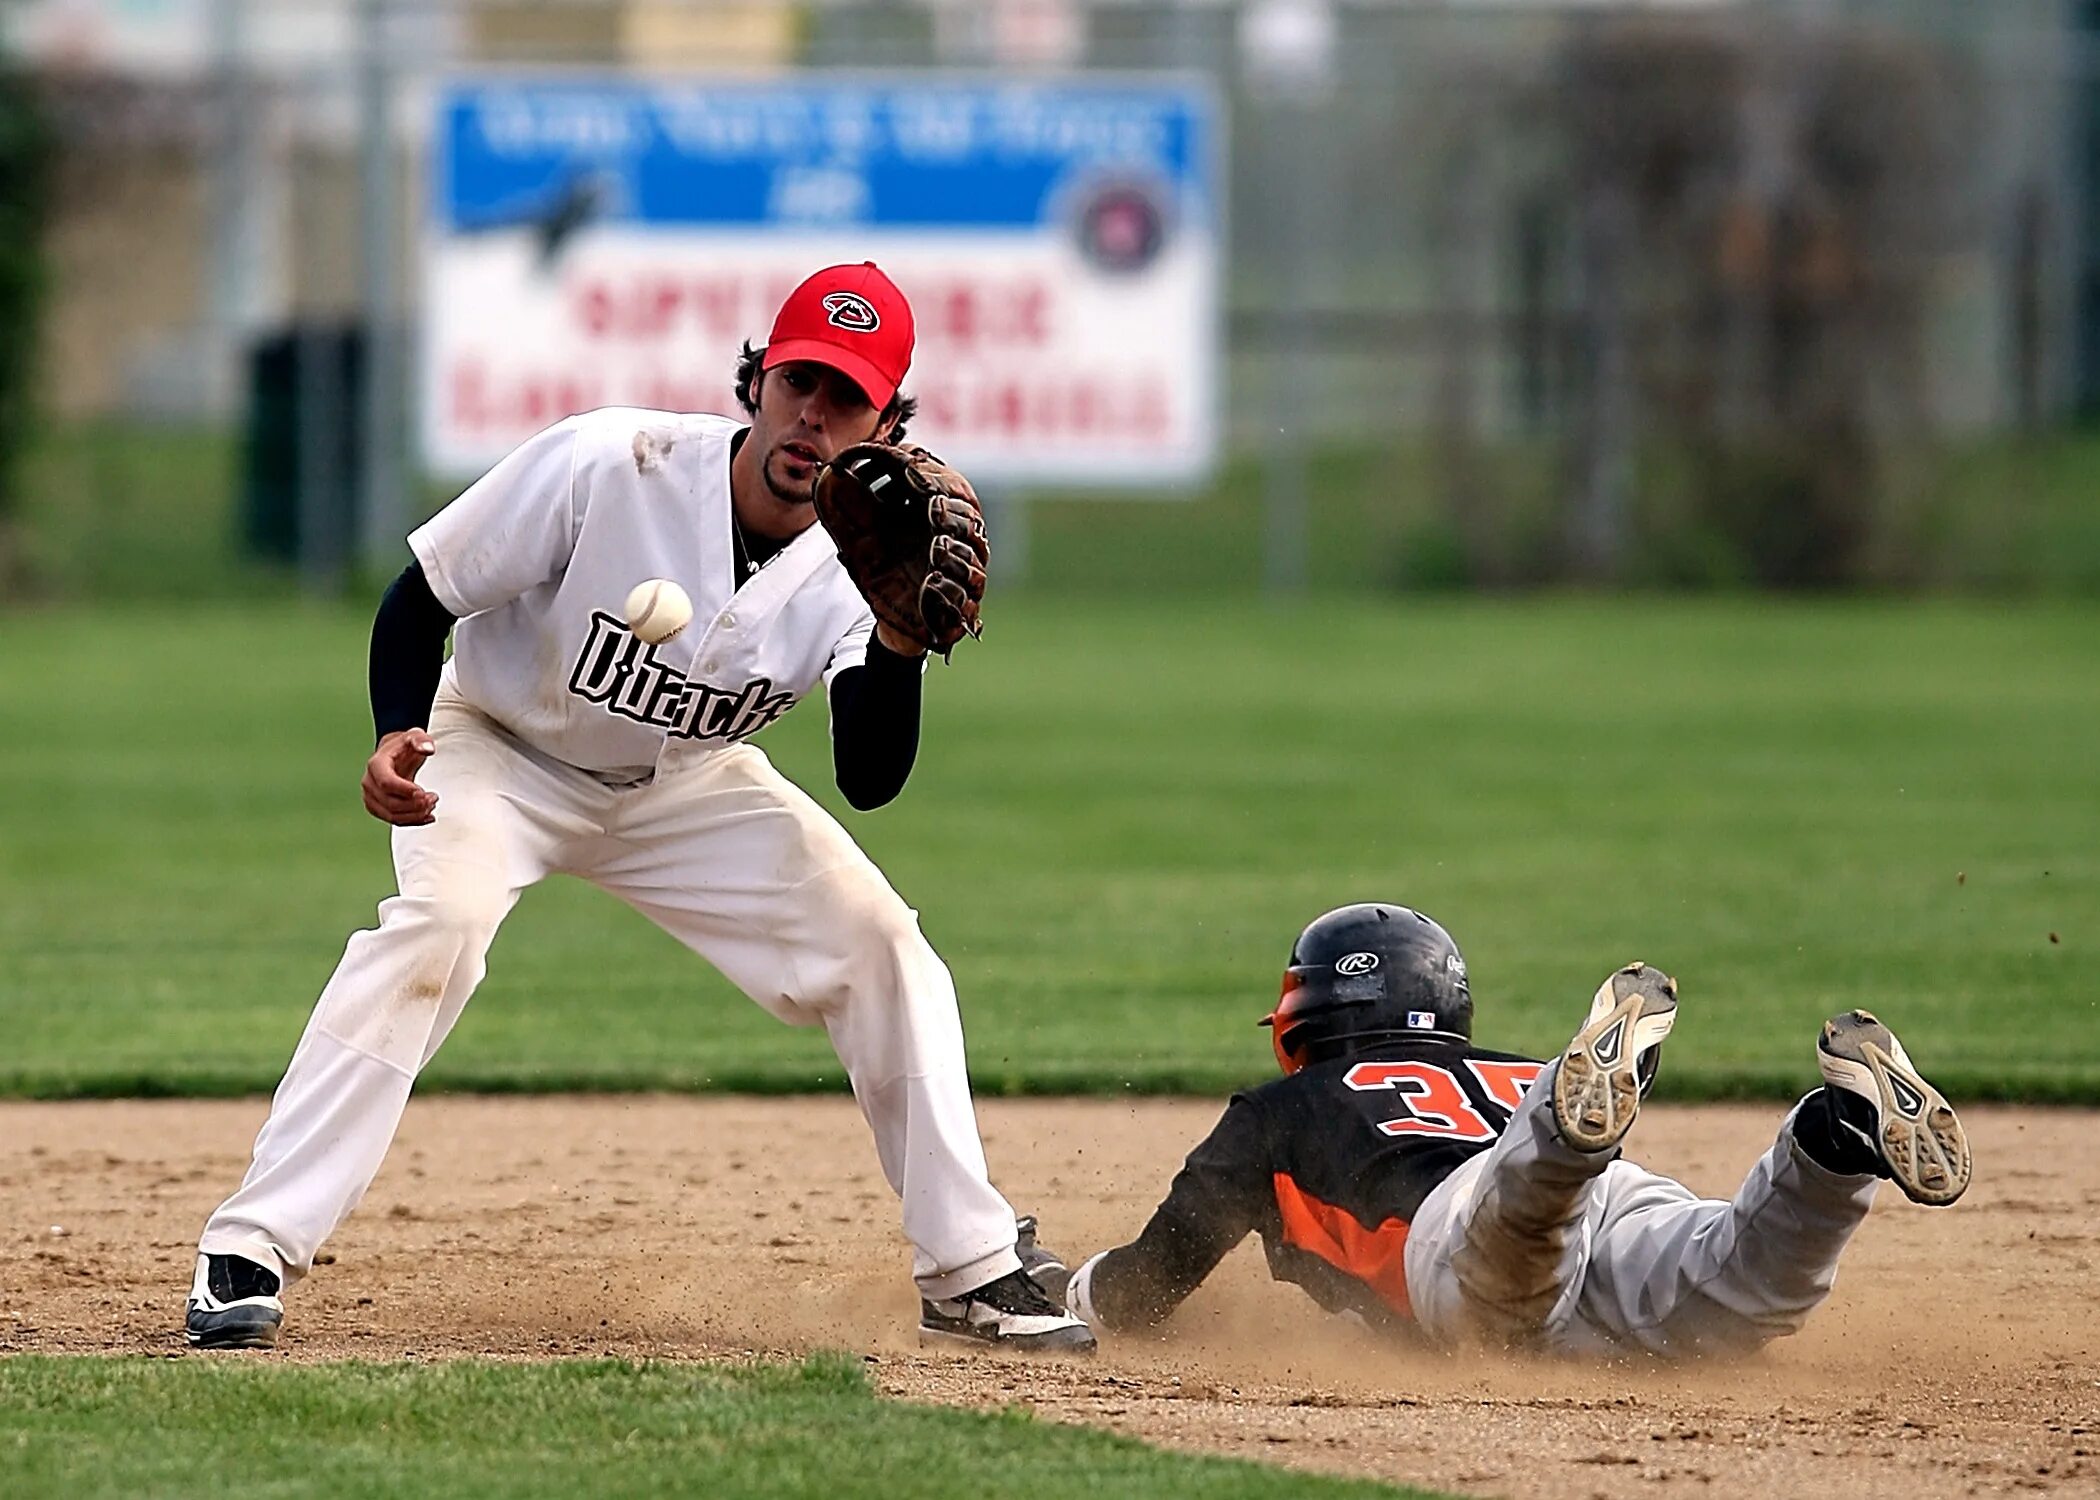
[1259,903,1473,1074]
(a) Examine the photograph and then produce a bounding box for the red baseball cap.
[763,262,915,408]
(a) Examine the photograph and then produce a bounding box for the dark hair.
[735,340,916,441]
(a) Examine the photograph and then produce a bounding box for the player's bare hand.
[363,729,438,825]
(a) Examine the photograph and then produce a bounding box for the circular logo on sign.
[1335,951,1381,977]
[1075,180,1168,274]
[822,291,880,332]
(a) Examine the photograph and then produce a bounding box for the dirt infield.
[2,1096,2091,1498]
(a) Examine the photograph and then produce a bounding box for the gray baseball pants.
[1404,1063,1878,1357]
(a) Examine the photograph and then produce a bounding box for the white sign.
[422,75,1222,488]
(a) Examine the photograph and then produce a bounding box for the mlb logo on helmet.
[765,263,915,407]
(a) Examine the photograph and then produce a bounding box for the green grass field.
[20,419,2100,601]
[0,1354,1432,1499]
[4,494,2096,1497]
[0,596,2092,1101]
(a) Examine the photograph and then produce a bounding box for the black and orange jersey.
[1082,1037,1544,1334]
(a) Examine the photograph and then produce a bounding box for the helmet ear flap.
[1263,970,1308,1075]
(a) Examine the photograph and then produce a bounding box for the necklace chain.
[732,509,789,585]
[732,512,763,584]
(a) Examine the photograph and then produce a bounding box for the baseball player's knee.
[377,879,513,965]
[315,886,508,1071]
[792,865,950,1009]
[437,880,512,938]
[812,864,924,955]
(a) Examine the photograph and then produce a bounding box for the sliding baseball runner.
[1048,903,1969,1358]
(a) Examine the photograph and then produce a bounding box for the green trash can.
[240,324,362,571]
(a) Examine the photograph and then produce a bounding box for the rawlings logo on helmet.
[1334,951,1381,977]
[822,291,880,332]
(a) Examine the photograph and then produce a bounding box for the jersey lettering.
[568,611,796,743]
[1463,1059,1546,1114]
[1343,1061,1497,1143]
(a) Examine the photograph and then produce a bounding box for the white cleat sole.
[1819,1010,1971,1206]
[1553,962,1679,1154]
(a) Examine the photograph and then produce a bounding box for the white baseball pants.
[200,688,1023,1299]
[1404,1065,1878,1357]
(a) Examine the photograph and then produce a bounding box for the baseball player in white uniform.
[186,263,1094,1354]
[1045,903,1970,1358]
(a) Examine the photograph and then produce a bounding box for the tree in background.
[1417,13,1971,589]
[1555,15,1964,587]
[0,70,51,599]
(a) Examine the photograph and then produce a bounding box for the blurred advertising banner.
[423,75,1222,487]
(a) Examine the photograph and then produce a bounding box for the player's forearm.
[828,637,923,810]
[1074,1200,1249,1333]
[369,561,458,743]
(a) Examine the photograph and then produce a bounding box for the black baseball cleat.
[1816,1009,1971,1206]
[1552,962,1679,1154]
[185,1253,284,1350]
[920,1268,1097,1354]
[1014,1215,1073,1305]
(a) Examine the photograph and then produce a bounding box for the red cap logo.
[764,263,914,408]
[821,291,880,332]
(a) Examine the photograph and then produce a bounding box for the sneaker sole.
[185,1306,282,1351]
[1553,962,1679,1154]
[917,1324,1098,1355]
[1820,1012,1971,1207]
[185,1323,281,1351]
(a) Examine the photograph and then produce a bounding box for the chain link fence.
[13,0,2100,595]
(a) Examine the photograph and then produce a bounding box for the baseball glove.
[812,442,990,657]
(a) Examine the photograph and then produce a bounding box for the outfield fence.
[8,0,2100,597]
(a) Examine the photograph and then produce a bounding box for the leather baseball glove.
[812,442,990,657]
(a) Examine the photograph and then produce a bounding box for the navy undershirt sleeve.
[1087,1097,1273,1331]
[369,561,458,744]
[828,637,924,811]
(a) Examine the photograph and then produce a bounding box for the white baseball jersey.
[408,407,876,776]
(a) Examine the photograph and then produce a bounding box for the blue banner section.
[437,76,1215,233]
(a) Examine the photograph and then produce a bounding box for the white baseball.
[623,578,693,645]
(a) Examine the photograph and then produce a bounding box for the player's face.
[750,361,894,507]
